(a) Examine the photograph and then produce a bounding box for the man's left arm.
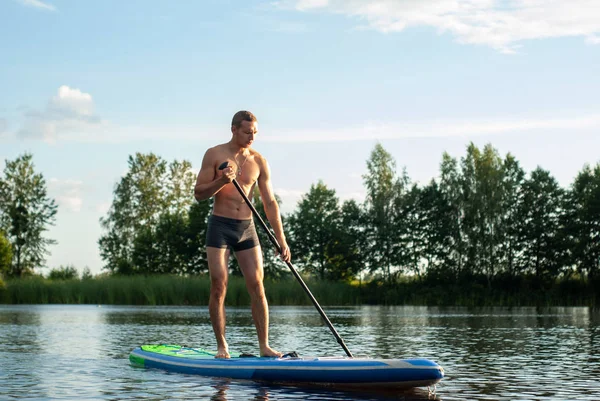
[257,157,291,262]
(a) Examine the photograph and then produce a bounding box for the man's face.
[233,120,258,148]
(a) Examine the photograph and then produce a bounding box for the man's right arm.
[194,149,224,201]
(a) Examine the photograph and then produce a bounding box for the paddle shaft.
[218,162,353,358]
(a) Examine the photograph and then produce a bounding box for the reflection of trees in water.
[1,307,48,400]
[418,306,600,399]
[1,307,43,350]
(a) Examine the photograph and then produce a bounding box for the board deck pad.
[137,344,298,359]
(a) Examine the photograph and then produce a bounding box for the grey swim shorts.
[206,214,260,252]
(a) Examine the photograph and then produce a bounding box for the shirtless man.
[194,110,291,358]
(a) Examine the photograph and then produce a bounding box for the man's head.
[232,110,257,128]
[231,110,258,148]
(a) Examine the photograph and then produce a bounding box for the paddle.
[218,161,354,358]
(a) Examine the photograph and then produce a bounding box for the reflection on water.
[0,304,599,400]
[204,378,437,401]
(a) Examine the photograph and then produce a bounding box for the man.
[194,110,291,358]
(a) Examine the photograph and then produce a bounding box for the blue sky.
[1,0,599,275]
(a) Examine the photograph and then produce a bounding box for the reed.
[1,275,362,306]
[1,274,596,307]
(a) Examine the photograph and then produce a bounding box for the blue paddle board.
[129,344,444,389]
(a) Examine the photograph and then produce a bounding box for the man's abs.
[212,182,255,219]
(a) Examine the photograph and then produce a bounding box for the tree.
[185,201,212,275]
[326,199,367,281]
[417,180,455,276]
[287,181,341,280]
[99,153,197,274]
[132,211,197,275]
[391,178,423,278]
[0,153,57,277]
[460,143,505,283]
[362,143,400,283]
[81,266,93,280]
[48,265,79,280]
[518,167,564,279]
[563,163,600,279]
[250,188,287,279]
[438,152,466,276]
[166,160,196,215]
[501,154,526,277]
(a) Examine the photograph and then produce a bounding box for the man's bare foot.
[260,346,283,358]
[215,345,230,359]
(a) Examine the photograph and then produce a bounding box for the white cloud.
[281,0,600,53]
[11,86,220,143]
[8,87,599,145]
[18,85,104,143]
[260,113,600,143]
[17,0,56,11]
[296,0,330,11]
[49,178,83,213]
[586,35,600,44]
[49,86,94,116]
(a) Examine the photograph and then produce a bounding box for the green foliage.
[500,155,526,276]
[98,153,202,274]
[362,143,401,282]
[327,199,367,281]
[517,167,565,279]
[563,163,600,279]
[81,267,93,280]
[79,144,600,308]
[0,153,57,277]
[250,188,287,279]
[0,230,12,276]
[287,182,366,282]
[287,181,341,279]
[47,265,79,280]
[460,143,505,280]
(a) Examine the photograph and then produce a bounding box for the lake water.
[1,304,598,400]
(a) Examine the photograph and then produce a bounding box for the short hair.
[231,110,257,128]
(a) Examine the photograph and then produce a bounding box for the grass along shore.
[0,274,598,307]
[0,275,360,306]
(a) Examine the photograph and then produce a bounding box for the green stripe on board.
[139,344,250,358]
[129,354,146,367]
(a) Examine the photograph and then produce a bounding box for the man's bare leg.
[236,246,282,357]
[207,246,230,358]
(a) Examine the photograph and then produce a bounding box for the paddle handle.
[218,161,353,358]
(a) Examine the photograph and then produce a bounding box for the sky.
[1,0,599,275]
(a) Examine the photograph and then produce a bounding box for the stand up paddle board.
[129,344,444,389]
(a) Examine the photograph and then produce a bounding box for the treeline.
[95,143,600,286]
[1,143,599,306]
